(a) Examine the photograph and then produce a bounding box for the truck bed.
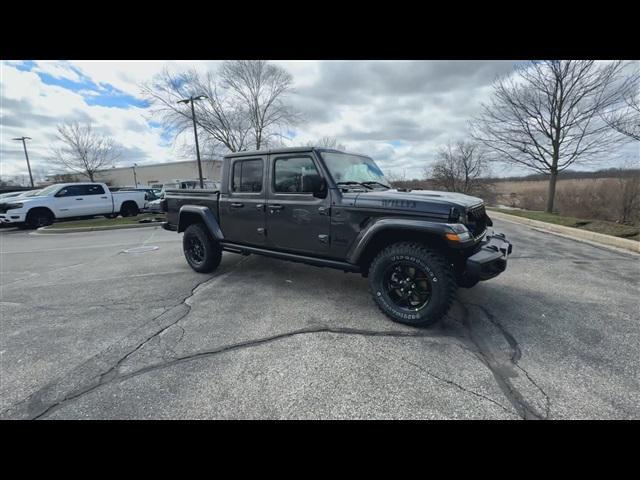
[164,189,220,228]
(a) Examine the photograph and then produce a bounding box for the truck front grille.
[467,204,487,239]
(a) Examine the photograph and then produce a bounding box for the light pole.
[12,136,34,188]
[178,95,208,188]
[132,163,138,187]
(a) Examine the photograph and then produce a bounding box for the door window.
[85,185,105,195]
[232,159,263,193]
[56,185,86,197]
[274,157,322,193]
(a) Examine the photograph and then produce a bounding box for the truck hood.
[353,189,483,218]
[3,196,47,205]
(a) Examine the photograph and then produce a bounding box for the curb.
[489,210,640,254]
[36,222,163,234]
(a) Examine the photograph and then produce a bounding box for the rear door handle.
[269,204,283,211]
[230,202,244,208]
[75,198,84,201]
[101,196,108,199]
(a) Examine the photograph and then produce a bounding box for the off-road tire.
[368,242,456,327]
[183,223,222,273]
[120,202,139,217]
[24,208,54,229]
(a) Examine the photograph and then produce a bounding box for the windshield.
[36,184,63,196]
[320,152,391,188]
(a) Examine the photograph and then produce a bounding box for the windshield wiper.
[336,181,373,190]
[361,181,391,189]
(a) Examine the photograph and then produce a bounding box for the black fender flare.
[346,217,457,264]
[177,205,224,240]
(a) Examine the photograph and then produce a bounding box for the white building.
[47,159,222,188]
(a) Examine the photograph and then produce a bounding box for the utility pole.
[177,95,208,188]
[132,163,138,187]
[12,136,34,187]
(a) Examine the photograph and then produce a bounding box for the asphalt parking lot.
[1,219,638,419]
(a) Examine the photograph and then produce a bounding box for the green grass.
[48,213,166,229]
[488,207,639,241]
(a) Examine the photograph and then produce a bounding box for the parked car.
[163,147,512,327]
[0,182,146,228]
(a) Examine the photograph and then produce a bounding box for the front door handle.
[75,198,84,201]
[101,196,108,199]
[269,205,283,213]
[230,202,244,208]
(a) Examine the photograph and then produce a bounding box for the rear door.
[265,153,331,255]
[82,184,112,215]
[218,156,267,246]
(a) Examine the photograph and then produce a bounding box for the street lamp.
[132,163,138,187]
[12,136,34,188]
[178,95,208,188]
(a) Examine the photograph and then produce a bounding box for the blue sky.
[13,60,149,109]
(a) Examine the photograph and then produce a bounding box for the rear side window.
[85,185,105,195]
[232,159,263,193]
[274,156,321,193]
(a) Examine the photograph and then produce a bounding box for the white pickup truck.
[0,182,146,229]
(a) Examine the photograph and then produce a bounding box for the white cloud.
[32,61,84,83]
[1,63,176,179]
[2,60,636,185]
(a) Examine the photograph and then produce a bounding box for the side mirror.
[312,178,327,198]
[55,189,67,197]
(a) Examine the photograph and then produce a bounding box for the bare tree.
[426,141,489,195]
[142,68,252,154]
[472,60,629,213]
[306,136,347,150]
[385,168,407,187]
[601,63,640,141]
[50,122,121,181]
[221,60,301,150]
[142,61,300,154]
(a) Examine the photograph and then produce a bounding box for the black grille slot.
[467,204,487,239]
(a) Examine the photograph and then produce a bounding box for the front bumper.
[0,212,26,224]
[465,231,513,282]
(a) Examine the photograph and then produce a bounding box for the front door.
[266,153,331,255]
[218,156,267,246]
[53,185,89,217]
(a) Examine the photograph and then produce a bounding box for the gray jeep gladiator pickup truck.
[162,147,512,326]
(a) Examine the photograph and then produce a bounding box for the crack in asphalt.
[457,300,551,420]
[369,345,516,416]
[0,257,249,420]
[34,326,500,418]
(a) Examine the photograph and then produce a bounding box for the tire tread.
[368,241,456,326]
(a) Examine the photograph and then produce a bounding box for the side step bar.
[220,242,361,273]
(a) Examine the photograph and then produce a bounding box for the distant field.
[488,176,639,227]
[491,177,615,203]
